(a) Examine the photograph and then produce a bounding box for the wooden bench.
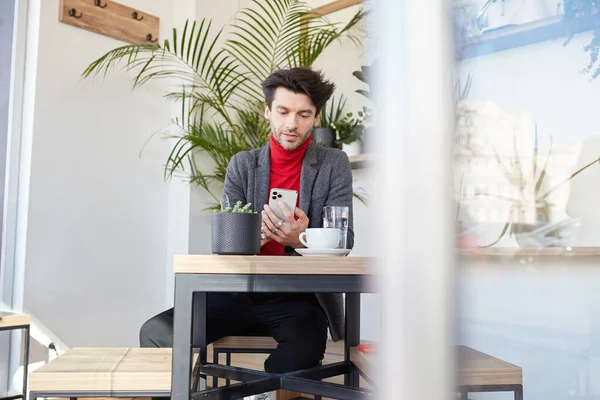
[350,345,523,400]
[29,348,178,399]
[0,312,31,329]
[457,345,523,400]
[0,312,31,400]
[28,345,315,400]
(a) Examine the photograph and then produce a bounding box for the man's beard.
[270,120,313,150]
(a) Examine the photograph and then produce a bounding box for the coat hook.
[93,0,107,7]
[146,33,158,43]
[68,8,83,18]
[132,11,143,21]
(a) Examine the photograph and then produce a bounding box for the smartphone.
[268,188,298,222]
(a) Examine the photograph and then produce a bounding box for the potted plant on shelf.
[312,95,347,148]
[212,198,261,255]
[331,107,373,156]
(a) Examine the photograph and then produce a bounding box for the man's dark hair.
[262,68,335,115]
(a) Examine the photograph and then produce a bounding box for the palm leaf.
[491,142,522,190]
[539,156,600,200]
[320,95,347,127]
[226,0,308,95]
[353,192,368,206]
[511,129,526,191]
[82,19,243,139]
[288,11,364,67]
[529,124,539,186]
[534,136,553,195]
[480,204,515,247]
[234,100,271,149]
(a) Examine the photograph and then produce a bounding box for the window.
[0,0,20,395]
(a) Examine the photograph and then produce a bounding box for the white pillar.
[371,0,456,398]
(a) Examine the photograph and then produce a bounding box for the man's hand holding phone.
[261,202,309,248]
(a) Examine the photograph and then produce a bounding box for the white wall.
[19,0,193,351]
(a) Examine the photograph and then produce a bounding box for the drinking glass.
[322,206,349,249]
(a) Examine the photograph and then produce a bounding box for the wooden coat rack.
[59,0,160,45]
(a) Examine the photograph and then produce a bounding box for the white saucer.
[295,248,351,257]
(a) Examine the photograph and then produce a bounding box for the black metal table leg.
[515,384,523,400]
[22,326,30,399]
[172,275,195,400]
[225,352,232,386]
[192,292,207,391]
[344,293,360,387]
[212,350,219,389]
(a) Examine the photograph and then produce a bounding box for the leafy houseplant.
[212,199,261,255]
[82,0,364,210]
[312,95,347,148]
[352,61,376,100]
[476,127,600,247]
[563,0,600,79]
[331,107,372,150]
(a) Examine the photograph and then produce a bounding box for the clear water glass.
[322,206,349,249]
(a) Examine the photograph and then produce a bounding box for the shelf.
[460,246,600,258]
[348,153,372,169]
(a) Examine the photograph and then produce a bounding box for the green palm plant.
[82,0,364,208]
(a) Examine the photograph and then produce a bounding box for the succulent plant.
[216,197,257,214]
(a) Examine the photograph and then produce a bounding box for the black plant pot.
[212,213,262,255]
[312,127,336,148]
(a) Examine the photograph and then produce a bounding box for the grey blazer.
[222,141,354,341]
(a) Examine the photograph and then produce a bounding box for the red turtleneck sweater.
[260,134,311,256]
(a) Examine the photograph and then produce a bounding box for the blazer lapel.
[254,144,271,211]
[299,143,318,213]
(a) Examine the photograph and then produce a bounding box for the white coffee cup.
[298,228,341,249]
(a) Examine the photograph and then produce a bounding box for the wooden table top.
[0,312,31,328]
[173,255,373,275]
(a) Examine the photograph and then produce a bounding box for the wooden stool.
[457,345,523,400]
[212,335,277,387]
[349,345,523,400]
[0,313,31,400]
[28,347,192,399]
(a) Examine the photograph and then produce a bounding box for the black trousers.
[140,292,328,373]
